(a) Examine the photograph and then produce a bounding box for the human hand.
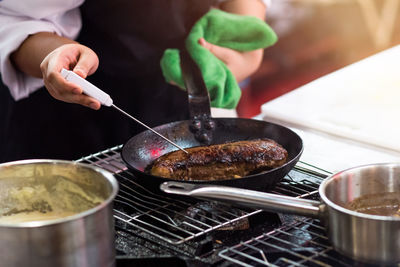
[198,38,263,83]
[40,44,101,110]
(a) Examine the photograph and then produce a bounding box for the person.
[0,0,271,163]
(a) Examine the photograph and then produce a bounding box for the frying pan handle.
[161,182,323,218]
[180,50,214,143]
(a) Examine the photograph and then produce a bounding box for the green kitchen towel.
[160,8,277,109]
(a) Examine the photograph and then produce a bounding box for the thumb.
[198,38,232,63]
[73,47,99,78]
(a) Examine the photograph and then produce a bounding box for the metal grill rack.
[77,145,263,245]
[218,216,383,267]
[77,145,358,266]
[77,146,329,244]
[219,218,346,267]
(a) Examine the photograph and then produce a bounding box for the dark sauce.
[346,192,400,217]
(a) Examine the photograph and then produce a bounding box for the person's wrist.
[11,32,78,78]
[217,0,267,20]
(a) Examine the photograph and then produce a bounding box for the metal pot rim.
[0,159,119,228]
[319,162,400,221]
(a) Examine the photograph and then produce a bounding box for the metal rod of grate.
[218,217,361,267]
[77,145,331,246]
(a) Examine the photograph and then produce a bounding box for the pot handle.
[161,182,323,218]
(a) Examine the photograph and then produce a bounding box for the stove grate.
[218,217,368,267]
[77,145,262,245]
[78,145,361,266]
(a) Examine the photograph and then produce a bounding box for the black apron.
[0,0,215,163]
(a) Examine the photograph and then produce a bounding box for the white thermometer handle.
[60,69,188,153]
[61,68,113,107]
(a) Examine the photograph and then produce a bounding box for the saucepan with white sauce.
[0,160,118,267]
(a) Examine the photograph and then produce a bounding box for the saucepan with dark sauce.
[162,163,400,264]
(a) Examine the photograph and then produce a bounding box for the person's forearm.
[218,0,267,20]
[217,0,268,82]
[11,32,77,78]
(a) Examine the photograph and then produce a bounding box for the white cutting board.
[261,45,400,152]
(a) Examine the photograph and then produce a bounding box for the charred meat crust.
[149,139,288,181]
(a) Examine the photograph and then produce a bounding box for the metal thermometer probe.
[60,68,188,154]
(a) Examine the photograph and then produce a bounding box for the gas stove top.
[77,146,380,267]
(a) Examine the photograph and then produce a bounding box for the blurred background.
[236,0,400,117]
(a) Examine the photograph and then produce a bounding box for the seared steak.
[149,139,288,181]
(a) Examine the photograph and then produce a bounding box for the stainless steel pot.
[0,160,119,267]
[161,163,400,264]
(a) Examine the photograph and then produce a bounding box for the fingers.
[44,73,101,110]
[198,38,247,82]
[73,48,99,79]
[199,38,233,64]
[40,44,101,109]
[198,38,263,83]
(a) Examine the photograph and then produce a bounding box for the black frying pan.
[121,51,303,191]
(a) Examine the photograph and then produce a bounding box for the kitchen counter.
[258,45,400,173]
